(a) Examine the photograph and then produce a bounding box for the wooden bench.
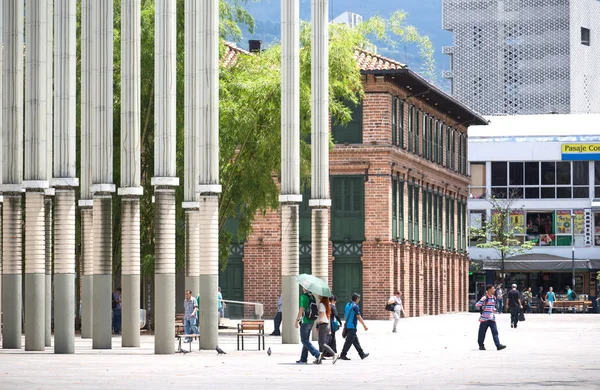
[175,333,200,353]
[237,320,265,351]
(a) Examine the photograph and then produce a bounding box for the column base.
[54,274,75,354]
[199,274,218,350]
[282,275,299,344]
[25,273,45,351]
[155,273,175,354]
[2,274,22,349]
[92,274,112,349]
[122,274,140,347]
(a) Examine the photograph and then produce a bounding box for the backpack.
[571,291,577,299]
[304,293,318,321]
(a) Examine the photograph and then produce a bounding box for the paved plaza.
[0,312,599,389]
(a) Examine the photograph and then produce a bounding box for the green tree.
[469,195,535,279]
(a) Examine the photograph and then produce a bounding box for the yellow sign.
[556,210,571,234]
[562,144,600,153]
[573,209,585,235]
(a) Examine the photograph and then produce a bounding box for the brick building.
[219,48,487,320]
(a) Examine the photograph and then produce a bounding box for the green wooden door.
[219,245,244,319]
[333,256,363,316]
[299,243,312,296]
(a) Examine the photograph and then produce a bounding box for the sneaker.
[295,360,307,364]
[317,352,324,364]
[339,355,351,361]
[510,324,513,328]
[333,354,339,365]
[497,345,507,351]
[312,359,322,365]
[392,329,397,333]
[514,324,517,329]
[479,345,486,351]
[361,353,369,360]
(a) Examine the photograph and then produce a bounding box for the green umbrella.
[296,274,332,297]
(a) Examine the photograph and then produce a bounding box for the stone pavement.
[0,312,599,389]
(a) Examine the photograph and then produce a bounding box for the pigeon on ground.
[267,347,272,356]
[216,346,226,355]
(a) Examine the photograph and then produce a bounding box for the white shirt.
[317,302,329,324]
[389,296,403,308]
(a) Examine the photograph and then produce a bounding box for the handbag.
[385,303,396,312]
[331,318,340,332]
[519,310,526,322]
[341,324,347,338]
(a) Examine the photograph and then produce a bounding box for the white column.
[152,0,179,355]
[79,0,94,340]
[310,0,331,290]
[24,0,49,352]
[280,0,301,345]
[183,0,200,297]
[118,0,143,348]
[53,0,79,354]
[197,0,221,351]
[1,0,25,350]
[91,0,115,350]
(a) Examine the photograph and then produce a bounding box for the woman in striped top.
[475,284,506,351]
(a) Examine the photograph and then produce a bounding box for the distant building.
[468,114,600,310]
[332,11,363,28]
[442,0,600,116]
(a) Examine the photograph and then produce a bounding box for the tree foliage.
[469,195,535,271]
[75,1,435,276]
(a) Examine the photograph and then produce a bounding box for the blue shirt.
[547,292,556,302]
[218,292,223,309]
[344,302,360,329]
[567,289,575,301]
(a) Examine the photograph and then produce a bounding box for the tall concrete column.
[24,0,49,352]
[79,0,94,340]
[153,0,179,354]
[119,0,143,348]
[1,0,24,350]
[53,0,79,354]
[44,0,55,349]
[197,0,221,351]
[310,0,331,290]
[183,0,200,297]
[91,0,115,350]
[280,0,301,345]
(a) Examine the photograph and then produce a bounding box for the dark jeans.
[299,323,320,362]
[496,298,504,313]
[538,299,545,313]
[510,307,520,326]
[341,328,365,358]
[112,309,122,334]
[272,312,282,335]
[526,301,532,313]
[477,320,501,347]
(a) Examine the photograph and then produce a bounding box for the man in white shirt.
[387,291,406,333]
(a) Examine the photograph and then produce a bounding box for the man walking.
[495,284,505,314]
[387,291,406,333]
[507,284,523,328]
[523,287,533,313]
[294,287,322,364]
[183,290,199,343]
[340,293,369,361]
[475,284,506,351]
[271,295,282,336]
[112,287,122,335]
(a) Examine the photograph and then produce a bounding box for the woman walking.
[316,296,338,364]
[328,295,343,354]
[546,287,556,315]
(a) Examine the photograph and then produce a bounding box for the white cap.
[512,284,517,288]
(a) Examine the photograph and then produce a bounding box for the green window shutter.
[331,176,365,242]
[414,184,420,243]
[463,136,468,175]
[422,114,428,160]
[392,97,397,145]
[399,101,404,149]
[438,194,443,248]
[433,121,438,164]
[452,130,456,172]
[414,110,420,156]
[428,191,433,247]
[445,197,450,249]
[407,105,413,152]
[439,123,444,166]
[408,182,413,242]
[428,118,434,162]
[392,178,397,239]
[332,101,363,144]
[458,133,462,173]
[422,187,427,245]
[399,180,404,240]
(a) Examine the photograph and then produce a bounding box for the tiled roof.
[223,41,251,67]
[354,48,406,71]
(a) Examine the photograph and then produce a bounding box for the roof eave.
[361,68,488,127]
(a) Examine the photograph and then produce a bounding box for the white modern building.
[468,114,600,309]
[442,0,600,116]
[332,11,362,28]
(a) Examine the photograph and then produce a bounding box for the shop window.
[525,187,539,199]
[491,161,507,197]
[573,187,589,199]
[469,210,486,246]
[525,162,539,185]
[573,161,589,185]
[557,187,571,199]
[526,211,554,246]
[556,162,570,185]
[595,212,600,246]
[470,162,486,199]
[541,187,555,199]
[541,162,556,185]
[509,162,524,185]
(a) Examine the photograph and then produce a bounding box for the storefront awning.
[591,199,600,211]
[482,258,595,271]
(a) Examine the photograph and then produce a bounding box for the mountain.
[240,0,451,89]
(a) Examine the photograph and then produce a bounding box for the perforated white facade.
[442,0,600,115]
